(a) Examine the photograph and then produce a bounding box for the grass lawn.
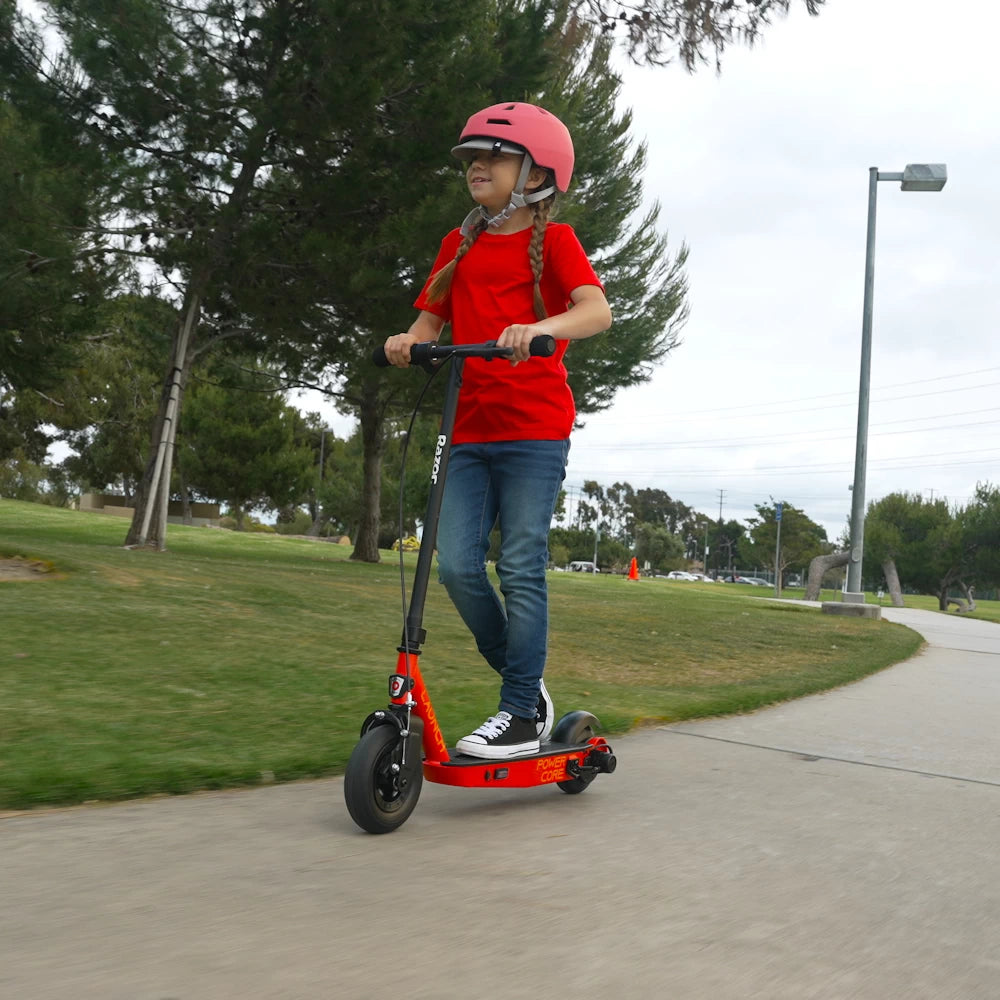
[0,498,939,810]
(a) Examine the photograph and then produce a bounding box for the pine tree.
[571,0,825,69]
[4,0,503,548]
[546,27,688,414]
[2,0,824,554]
[320,9,690,560]
[178,366,315,527]
[0,90,113,466]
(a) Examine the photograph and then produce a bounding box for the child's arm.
[498,285,612,363]
[382,310,446,367]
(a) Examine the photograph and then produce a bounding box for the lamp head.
[901,164,947,191]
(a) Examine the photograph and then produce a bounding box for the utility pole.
[774,502,783,597]
[717,488,726,523]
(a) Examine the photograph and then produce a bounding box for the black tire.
[550,710,600,745]
[551,711,599,795]
[344,725,423,834]
[558,775,594,794]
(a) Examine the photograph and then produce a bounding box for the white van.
[568,561,598,573]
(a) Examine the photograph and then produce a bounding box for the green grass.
[0,499,935,810]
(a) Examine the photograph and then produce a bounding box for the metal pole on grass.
[844,163,947,603]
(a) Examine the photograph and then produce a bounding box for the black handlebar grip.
[529,335,556,357]
[373,335,553,367]
[372,341,439,367]
[409,341,436,366]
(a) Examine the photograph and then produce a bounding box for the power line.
[579,409,1000,452]
[664,365,1000,418]
[582,372,1000,427]
[570,447,1000,479]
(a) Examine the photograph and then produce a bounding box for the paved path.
[3,607,999,999]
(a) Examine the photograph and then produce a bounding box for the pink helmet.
[451,102,575,192]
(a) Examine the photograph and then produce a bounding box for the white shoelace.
[471,712,514,738]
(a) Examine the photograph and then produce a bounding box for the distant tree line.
[548,481,1000,609]
[862,487,1000,611]
[548,483,830,582]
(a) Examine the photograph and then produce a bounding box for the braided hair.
[527,194,554,320]
[424,216,488,307]
[425,187,557,322]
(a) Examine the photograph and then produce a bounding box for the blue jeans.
[436,439,569,720]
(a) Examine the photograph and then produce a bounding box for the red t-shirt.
[413,222,603,443]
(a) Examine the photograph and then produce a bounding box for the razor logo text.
[430,434,447,484]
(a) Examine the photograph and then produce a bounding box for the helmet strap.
[461,154,556,234]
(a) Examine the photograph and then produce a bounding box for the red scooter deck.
[424,739,608,788]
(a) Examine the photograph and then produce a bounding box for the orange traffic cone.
[627,557,639,581]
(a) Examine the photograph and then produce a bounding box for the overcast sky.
[315,1,997,542]
[561,0,1000,541]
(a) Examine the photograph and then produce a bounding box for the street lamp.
[843,164,947,603]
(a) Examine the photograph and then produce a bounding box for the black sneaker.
[536,680,554,741]
[456,712,540,760]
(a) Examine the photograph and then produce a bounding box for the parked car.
[737,576,771,587]
[665,570,698,581]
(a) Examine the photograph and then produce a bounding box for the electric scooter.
[343,335,617,834]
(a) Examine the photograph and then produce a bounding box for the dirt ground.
[0,556,54,581]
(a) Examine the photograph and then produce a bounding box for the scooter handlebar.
[372,335,556,369]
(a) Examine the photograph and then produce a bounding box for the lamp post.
[843,164,947,603]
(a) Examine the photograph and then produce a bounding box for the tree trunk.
[945,580,976,613]
[350,388,383,563]
[775,557,794,597]
[123,389,167,546]
[882,558,905,607]
[938,569,960,610]
[805,550,849,601]
[180,477,193,526]
[121,108,275,550]
[124,293,200,549]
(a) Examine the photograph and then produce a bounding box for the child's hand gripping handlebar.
[372,335,556,370]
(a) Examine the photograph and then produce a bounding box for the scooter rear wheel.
[344,725,423,834]
[551,711,600,795]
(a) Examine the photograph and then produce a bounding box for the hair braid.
[528,195,554,320]
[425,217,487,304]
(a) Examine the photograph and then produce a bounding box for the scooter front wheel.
[344,725,423,834]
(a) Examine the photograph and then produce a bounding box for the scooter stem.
[400,356,465,654]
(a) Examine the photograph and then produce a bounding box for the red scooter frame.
[344,336,616,834]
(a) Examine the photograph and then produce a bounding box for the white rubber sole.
[455,738,541,760]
